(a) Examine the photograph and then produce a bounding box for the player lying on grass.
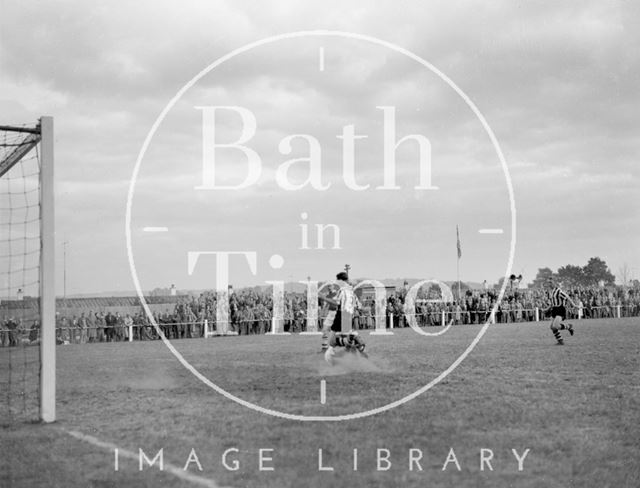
[547,278,577,345]
[324,330,368,365]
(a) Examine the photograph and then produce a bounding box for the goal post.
[40,116,55,423]
[0,116,55,424]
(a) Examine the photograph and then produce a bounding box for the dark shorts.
[550,306,566,320]
[331,309,342,332]
[331,310,354,332]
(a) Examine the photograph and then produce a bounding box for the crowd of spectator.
[1,284,639,346]
[405,285,640,327]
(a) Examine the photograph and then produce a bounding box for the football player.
[320,271,368,364]
[547,278,576,345]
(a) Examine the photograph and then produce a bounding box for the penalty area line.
[58,427,228,488]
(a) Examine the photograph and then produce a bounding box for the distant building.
[353,283,396,302]
[0,295,188,322]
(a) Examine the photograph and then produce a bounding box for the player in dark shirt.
[547,278,577,345]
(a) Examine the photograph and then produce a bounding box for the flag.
[456,225,462,260]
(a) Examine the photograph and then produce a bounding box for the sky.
[1,0,638,295]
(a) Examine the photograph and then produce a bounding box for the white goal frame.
[40,116,56,423]
[0,116,55,422]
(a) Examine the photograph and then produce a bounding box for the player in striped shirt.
[320,271,367,364]
[547,278,576,345]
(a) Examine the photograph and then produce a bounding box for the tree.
[530,267,554,289]
[618,263,631,286]
[582,257,615,286]
[557,264,585,287]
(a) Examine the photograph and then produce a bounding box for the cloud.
[1,0,637,291]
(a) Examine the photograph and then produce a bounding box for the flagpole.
[457,256,461,300]
[456,225,461,301]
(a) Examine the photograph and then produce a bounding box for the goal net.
[0,117,55,424]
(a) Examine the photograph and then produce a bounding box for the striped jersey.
[337,285,356,314]
[550,287,571,307]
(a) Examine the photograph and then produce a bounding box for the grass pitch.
[2,318,639,487]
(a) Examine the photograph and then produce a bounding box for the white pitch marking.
[59,428,225,488]
[319,46,325,71]
[143,226,169,232]
[320,379,326,404]
[478,228,504,234]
